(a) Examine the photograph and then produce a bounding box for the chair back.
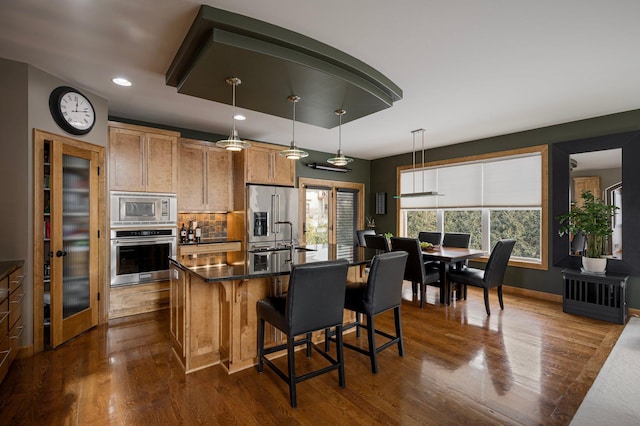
[363,251,408,314]
[442,232,471,248]
[570,232,587,255]
[356,229,376,247]
[390,237,426,284]
[364,234,390,252]
[483,239,516,288]
[418,231,442,246]
[286,259,349,335]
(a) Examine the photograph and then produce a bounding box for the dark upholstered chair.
[570,232,587,255]
[390,237,440,308]
[356,229,376,247]
[418,231,442,246]
[257,259,349,408]
[364,234,390,252]
[442,232,472,276]
[328,251,408,374]
[447,239,516,315]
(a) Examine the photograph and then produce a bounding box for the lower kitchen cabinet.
[0,261,24,385]
[108,281,170,319]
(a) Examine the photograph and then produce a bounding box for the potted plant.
[557,190,619,273]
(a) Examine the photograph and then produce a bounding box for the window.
[398,146,548,269]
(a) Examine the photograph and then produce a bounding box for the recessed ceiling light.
[112,77,132,87]
[234,114,246,121]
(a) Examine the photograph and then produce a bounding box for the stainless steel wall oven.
[110,228,177,287]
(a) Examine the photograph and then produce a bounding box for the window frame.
[396,145,549,270]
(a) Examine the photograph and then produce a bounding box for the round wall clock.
[49,86,96,135]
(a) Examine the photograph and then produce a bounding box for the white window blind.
[399,153,541,208]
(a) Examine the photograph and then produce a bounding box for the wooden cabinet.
[178,138,232,212]
[573,176,601,206]
[0,262,24,384]
[109,122,179,193]
[244,142,295,186]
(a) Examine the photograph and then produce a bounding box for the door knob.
[56,250,67,257]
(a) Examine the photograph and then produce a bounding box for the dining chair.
[418,231,442,246]
[356,229,376,247]
[256,259,349,408]
[326,251,409,373]
[446,239,516,315]
[389,237,441,308]
[364,234,390,252]
[570,232,587,255]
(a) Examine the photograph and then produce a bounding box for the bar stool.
[256,259,349,408]
[327,251,408,373]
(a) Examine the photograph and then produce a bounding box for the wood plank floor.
[0,285,625,425]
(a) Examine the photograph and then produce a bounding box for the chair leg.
[287,336,297,408]
[355,312,361,338]
[463,284,467,300]
[324,328,331,352]
[420,282,425,309]
[367,314,378,374]
[257,317,265,372]
[394,306,404,357]
[483,288,491,315]
[306,332,313,357]
[336,325,345,388]
[411,281,417,295]
[498,285,504,310]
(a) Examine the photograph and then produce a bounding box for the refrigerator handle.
[272,193,278,234]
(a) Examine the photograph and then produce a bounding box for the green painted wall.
[371,109,640,309]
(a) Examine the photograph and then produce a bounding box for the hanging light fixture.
[394,129,441,198]
[327,109,353,166]
[279,95,309,160]
[216,77,251,151]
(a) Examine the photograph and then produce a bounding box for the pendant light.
[327,109,353,166]
[394,129,441,198]
[216,77,251,151]
[279,95,309,160]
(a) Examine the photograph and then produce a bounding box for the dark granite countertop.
[170,244,377,283]
[0,259,24,281]
[178,239,241,246]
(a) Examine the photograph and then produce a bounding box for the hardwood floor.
[0,285,625,425]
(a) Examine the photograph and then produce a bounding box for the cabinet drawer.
[0,298,8,336]
[9,285,23,330]
[9,267,24,294]
[9,315,23,359]
[0,276,7,304]
[0,331,10,383]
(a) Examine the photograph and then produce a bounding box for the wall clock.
[49,86,96,135]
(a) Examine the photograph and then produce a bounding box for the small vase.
[582,256,607,273]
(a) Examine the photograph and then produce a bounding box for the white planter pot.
[582,256,607,273]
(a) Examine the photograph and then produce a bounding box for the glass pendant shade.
[216,77,251,151]
[327,109,353,166]
[279,95,308,160]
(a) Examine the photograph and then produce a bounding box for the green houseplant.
[556,190,619,272]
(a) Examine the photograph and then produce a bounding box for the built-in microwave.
[110,191,177,227]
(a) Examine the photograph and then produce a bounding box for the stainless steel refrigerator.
[247,184,299,251]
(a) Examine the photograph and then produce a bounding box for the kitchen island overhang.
[169,245,375,374]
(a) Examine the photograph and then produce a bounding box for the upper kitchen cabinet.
[108,122,178,193]
[178,138,232,212]
[243,142,295,187]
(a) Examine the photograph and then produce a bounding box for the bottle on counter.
[180,223,187,244]
[188,222,194,243]
[195,224,201,243]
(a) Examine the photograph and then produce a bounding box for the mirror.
[552,131,640,274]
[569,149,622,258]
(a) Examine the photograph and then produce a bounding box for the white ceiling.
[2,0,640,160]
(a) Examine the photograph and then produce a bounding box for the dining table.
[421,246,486,305]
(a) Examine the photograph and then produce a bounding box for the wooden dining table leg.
[438,262,451,305]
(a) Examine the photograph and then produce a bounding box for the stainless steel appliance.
[110,228,177,287]
[247,184,299,251]
[110,191,177,227]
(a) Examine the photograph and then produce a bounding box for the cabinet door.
[271,152,295,186]
[246,146,273,184]
[206,147,232,211]
[178,143,207,211]
[109,128,145,191]
[146,133,177,193]
[170,265,186,360]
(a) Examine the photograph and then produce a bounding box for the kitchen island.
[169,244,376,374]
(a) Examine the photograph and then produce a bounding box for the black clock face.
[49,86,96,135]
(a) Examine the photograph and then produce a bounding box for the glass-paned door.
[304,187,330,244]
[50,140,99,348]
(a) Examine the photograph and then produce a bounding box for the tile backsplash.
[178,213,227,240]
